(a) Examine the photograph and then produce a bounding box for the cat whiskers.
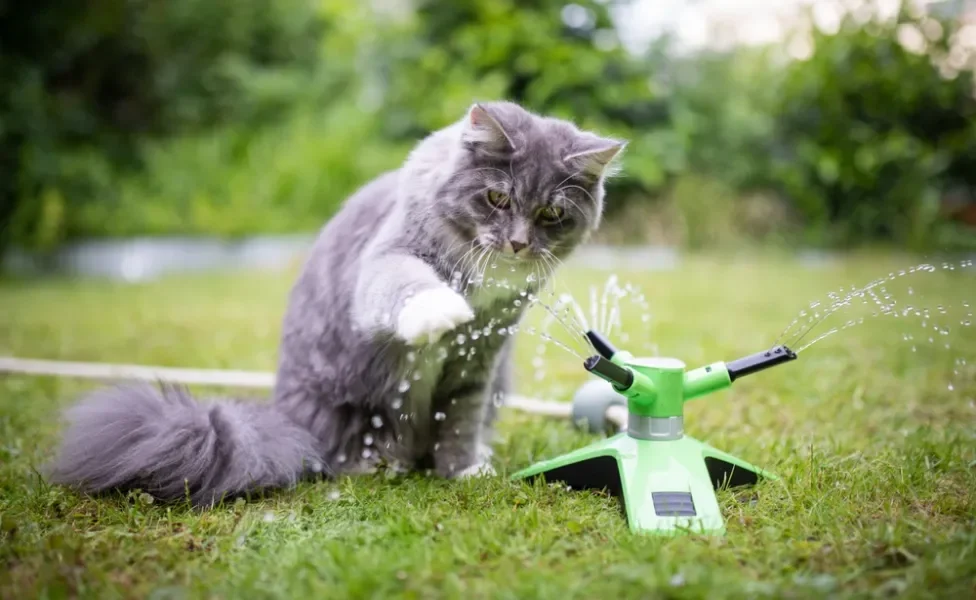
[540,249,561,283]
[464,244,492,286]
[449,240,481,282]
[475,246,495,284]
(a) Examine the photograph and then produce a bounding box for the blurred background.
[1,0,975,278]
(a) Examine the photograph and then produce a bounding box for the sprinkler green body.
[511,330,797,536]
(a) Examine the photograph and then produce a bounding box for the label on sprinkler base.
[651,492,697,517]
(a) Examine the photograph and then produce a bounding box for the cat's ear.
[461,103,516,152]
[564,136,627,179]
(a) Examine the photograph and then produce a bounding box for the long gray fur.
[47,101,626,507]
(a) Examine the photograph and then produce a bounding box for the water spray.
[512,329,797,536]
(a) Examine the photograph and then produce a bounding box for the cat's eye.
[487,190,511,209]
[537,205,564,224]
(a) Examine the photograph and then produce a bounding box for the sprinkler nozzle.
[584,354,634,389]
[585,330,619,360]
[726,345,797,382]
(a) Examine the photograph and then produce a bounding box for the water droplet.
[963,320,972,327]
[398,380,411,393]
[526,273,536,283]
[437,347,449,360]
[509,265,516,273]
[460,369,467,377]
[434,412,446,421]
[263,511,275,523]
[456,334,467,344]
[391,397,403,410]
[434,442,441,450]
[471,331,481,340]
[337,453,347,463]
[908,287,914,295]
[514,299,522,307]
[371,415,383,428]
[412,371,422,381]
[362,448,373,459]
[450,398,457,405]
[641,314,650,323]
[406,351,416,363]
[491,262,497,269]
[364,433,374,446]
[948,383,955,391]
[532,357,544,368]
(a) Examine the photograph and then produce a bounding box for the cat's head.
[434,102,625,267]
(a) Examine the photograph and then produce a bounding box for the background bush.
[1,0,974,253]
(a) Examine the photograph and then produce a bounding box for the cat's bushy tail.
[47,383,320,507]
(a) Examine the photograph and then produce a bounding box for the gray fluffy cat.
[48,101,625,506]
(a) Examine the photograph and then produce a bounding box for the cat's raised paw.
[396,287,475,345]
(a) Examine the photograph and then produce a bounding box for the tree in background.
[768,2,976,248]
[1,0,973,255]
[0,0,327,250]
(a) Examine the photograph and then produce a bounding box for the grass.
[1,250,975,599]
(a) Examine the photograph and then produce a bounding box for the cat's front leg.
[353,252,474,344]
[431,383,495,478]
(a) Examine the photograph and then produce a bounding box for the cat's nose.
[509,240,527,254]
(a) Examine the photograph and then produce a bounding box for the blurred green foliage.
[769,5,976,248]
[1,0,974,253]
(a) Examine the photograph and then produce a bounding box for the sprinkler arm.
[583,330,796,410]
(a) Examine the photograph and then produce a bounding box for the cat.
[47,101,625,507]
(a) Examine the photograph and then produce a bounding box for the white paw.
[476,443,494,463]
[456,461,496,478]
[396,287,475,345]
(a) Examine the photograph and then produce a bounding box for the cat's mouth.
[475,234,536,261]
[482,242,537,263]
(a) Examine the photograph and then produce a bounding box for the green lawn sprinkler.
[512,330,797,536]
